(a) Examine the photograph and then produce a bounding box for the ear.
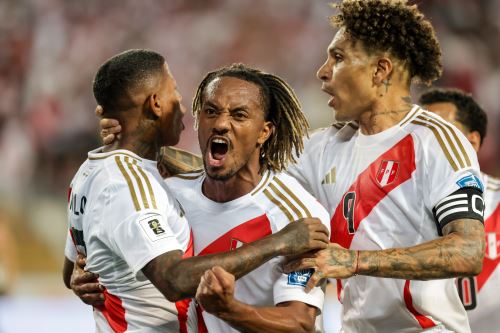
[147,93,162,118]
[372,57,393,86]
[257,121,274,146]
[466,131,481,153]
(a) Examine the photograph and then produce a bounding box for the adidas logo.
[322,166,336,185]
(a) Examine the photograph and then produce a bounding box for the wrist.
[352,250,360,276]
[217,298,248,322]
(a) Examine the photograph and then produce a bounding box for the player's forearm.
[357,219,485,279]
[168,233,289,299]
[216,301,316,333]
[63,257,74,289]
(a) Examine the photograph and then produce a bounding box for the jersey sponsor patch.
[287,269,313,287]
[456,174,484,192]
[138,214,173,242]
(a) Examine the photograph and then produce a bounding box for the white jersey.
[459,173,500,333]
[166,170,331,333]
[64,149,193,333]
[288,106,483,333]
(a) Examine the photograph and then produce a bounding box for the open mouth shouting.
[207,136,230,167]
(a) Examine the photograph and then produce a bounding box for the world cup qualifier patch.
[456,174,484,192]
[288,269,314,287]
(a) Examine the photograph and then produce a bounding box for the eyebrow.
[329,46,344,56]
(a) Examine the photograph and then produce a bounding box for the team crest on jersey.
[376,160,400,187]
[485,232,500,260]
[230,238,245,250]
[287,269,313,287]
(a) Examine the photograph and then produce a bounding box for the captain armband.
[433,187,484,233]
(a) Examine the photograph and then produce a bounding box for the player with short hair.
[420,87,500,333]
[284,1,485,332]
[63,50,329,332]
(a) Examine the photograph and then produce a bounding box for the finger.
[311,222,330,237]
[95,105,104,117]
[304,271,323,293]
[212,266,235,289]
[103,134,116,145]
[284,258,317,273]
[74,282,103,294]
[81,293,106,306]
[73,271,99,284]
[75,256,87,270]
[310,240,328,250]
[100,118,119,129]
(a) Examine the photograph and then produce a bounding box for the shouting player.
[63,50,329,332]
[284,1,485,332]
[420,87,500,333]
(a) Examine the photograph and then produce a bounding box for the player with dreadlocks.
[167,63,330,333]
[78,63,331,332]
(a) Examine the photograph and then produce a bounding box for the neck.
[102,119,159,160]
[358,89,413,135]
[202,156,263,203]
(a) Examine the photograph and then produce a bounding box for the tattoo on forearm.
[359,219,485,279]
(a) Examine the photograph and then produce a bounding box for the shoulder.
[253,172,330,227]
[405,108,477,172]
[165,171,204,190]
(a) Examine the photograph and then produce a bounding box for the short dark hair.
[93,49,165,114]
[192,64,309,172]
[419,88,488,144]
[330,0,442,85]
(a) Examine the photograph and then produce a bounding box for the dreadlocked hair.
[331,0,442,85]
[192,63,309,172]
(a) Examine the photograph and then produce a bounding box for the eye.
[204,107,217,116]
[232,110,248,120]
[334,53,343,63]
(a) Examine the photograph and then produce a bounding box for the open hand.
[283,243,357,292]
[95,105,121,145]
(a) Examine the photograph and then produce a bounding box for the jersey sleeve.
[267,174,330,310]
[104,180,185,280]
[418,122,484,231]
[273,268,325,311]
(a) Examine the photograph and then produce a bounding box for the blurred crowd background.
[0,0,498,331]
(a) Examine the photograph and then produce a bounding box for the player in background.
[63,50,329,332]
[283,1,485,332]
[419,88,500,333]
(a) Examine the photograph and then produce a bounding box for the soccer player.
[283,1,485,332]
[419,88,500,333]
[63,50,329,332]
[167,64,331,333]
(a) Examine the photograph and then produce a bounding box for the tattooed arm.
[285,218,484,291]
[143,217,329,301]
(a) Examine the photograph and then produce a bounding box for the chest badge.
[376,160,400,187]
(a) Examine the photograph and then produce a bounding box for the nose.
[212,112,230,134]
[317,59,331,82]
[179,102,187,116]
